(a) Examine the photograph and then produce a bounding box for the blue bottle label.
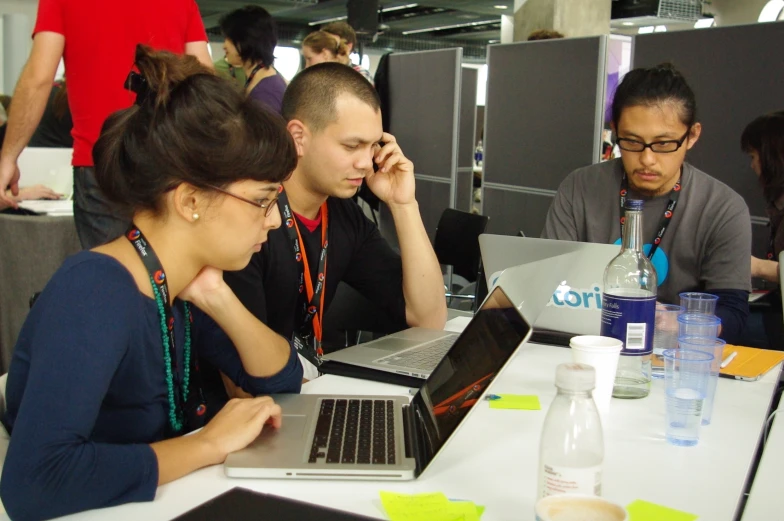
[600,294,655,355]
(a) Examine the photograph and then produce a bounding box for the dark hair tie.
[125,71,155,106]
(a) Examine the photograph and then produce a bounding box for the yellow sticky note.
[380,492,481,521]
[626,500,698,521]
[488,394,541,410]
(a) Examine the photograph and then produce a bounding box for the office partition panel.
[379,48,463,246]
[633,22,784,256]
[482,36,607,237]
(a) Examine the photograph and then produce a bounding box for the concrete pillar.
[513,0,611,42]
[3,14,31,94]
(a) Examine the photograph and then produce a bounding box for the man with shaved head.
[222,63,446,382]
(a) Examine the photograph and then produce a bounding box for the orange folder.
[719,345,784,381]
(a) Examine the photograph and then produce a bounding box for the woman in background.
[220,5,287,114]
[0,45,302,520]
[744,111,784,282]
[301,30,349,68]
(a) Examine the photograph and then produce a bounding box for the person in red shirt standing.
[0,0,212,248]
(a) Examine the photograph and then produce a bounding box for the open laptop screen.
[411,286,531,471]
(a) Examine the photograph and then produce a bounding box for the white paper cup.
[536,495,628,521]
[570,336,623,414]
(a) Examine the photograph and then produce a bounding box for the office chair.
[432,208,489,306]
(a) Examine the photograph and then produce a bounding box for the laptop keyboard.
[308,399,396,465]
[373,335,457,371]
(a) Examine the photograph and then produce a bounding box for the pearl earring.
[192,213,199,220]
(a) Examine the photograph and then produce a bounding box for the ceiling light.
[638,26,654,34]
[654,25,668,32]
[694,18,715,28]
[759,0,784,22]
[402,19,499,35]
[309,15,347,26]
[622,21,634,26]
[494,5,508,9]
[309,4,419,26]
[382,3,419,12]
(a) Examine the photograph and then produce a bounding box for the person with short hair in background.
[222,63,447,384]
[0,46,302,521]
[0,0,213,249]
[322,21,375,85]
[542,63,752,344]
[220,5,287,114]
[301,30,349,68]
[527,29,565,41]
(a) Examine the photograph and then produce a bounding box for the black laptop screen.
[411,286,530,471]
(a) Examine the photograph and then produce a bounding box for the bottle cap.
[624,199,644,211]
[555,363,596,392]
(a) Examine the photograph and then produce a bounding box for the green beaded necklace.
[150,276,192,433]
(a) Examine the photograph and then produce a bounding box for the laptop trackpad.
[253,415,307,450]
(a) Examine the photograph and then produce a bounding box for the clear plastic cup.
[663,349,714,446]
[678,336,725,425]
[652,304,683,379]
[677,313,721,340]
[679,292,719,315]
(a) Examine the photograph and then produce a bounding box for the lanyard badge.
[278,188,329,368]
[619,174,681,260]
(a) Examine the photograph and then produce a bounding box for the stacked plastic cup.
[677,292,722,426]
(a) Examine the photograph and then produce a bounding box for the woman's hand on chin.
[180,266,229,308]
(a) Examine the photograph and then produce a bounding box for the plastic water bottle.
[538,363,604,499]
[474,139,483,167]
[601,199,657,399]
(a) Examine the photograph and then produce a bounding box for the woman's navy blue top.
[0,251,302,521]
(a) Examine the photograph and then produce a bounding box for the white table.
[740,394,784,520]
[20,341,778,521]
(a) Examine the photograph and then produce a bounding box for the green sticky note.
[380,491,481,521]
[626,500,698,521]
[488,394,541,410]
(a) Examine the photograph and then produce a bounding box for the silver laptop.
[225,285,531,480]
[479,235,619,342]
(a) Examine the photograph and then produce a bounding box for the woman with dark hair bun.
[0,45,301,521]
[743,111,784,282]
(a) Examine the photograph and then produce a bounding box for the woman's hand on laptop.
[14,184,63,201]
[196,396,283,463]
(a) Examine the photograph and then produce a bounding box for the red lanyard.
[278,188,329,360]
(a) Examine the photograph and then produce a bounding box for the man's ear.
[685,122,702,151]
[287,119,309,158]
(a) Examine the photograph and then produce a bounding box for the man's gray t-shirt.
[541,159,751,305]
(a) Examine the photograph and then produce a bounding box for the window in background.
[274,46,301,82]
[759,0,784,22]
[349,53,371,70]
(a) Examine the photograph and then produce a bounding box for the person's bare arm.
[185,41,214,70]
[0,31,64,207]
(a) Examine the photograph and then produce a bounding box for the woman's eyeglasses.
[206,184,279,217]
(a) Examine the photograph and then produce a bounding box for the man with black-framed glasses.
[542,63,751,343]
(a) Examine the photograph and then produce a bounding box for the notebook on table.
[171,487,377,520]
[719,345,784,382]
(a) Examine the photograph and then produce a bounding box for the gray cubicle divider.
[379,48,462,248]
[633,22,784,259]
[482,36,608,237]
[457,67,478,213]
